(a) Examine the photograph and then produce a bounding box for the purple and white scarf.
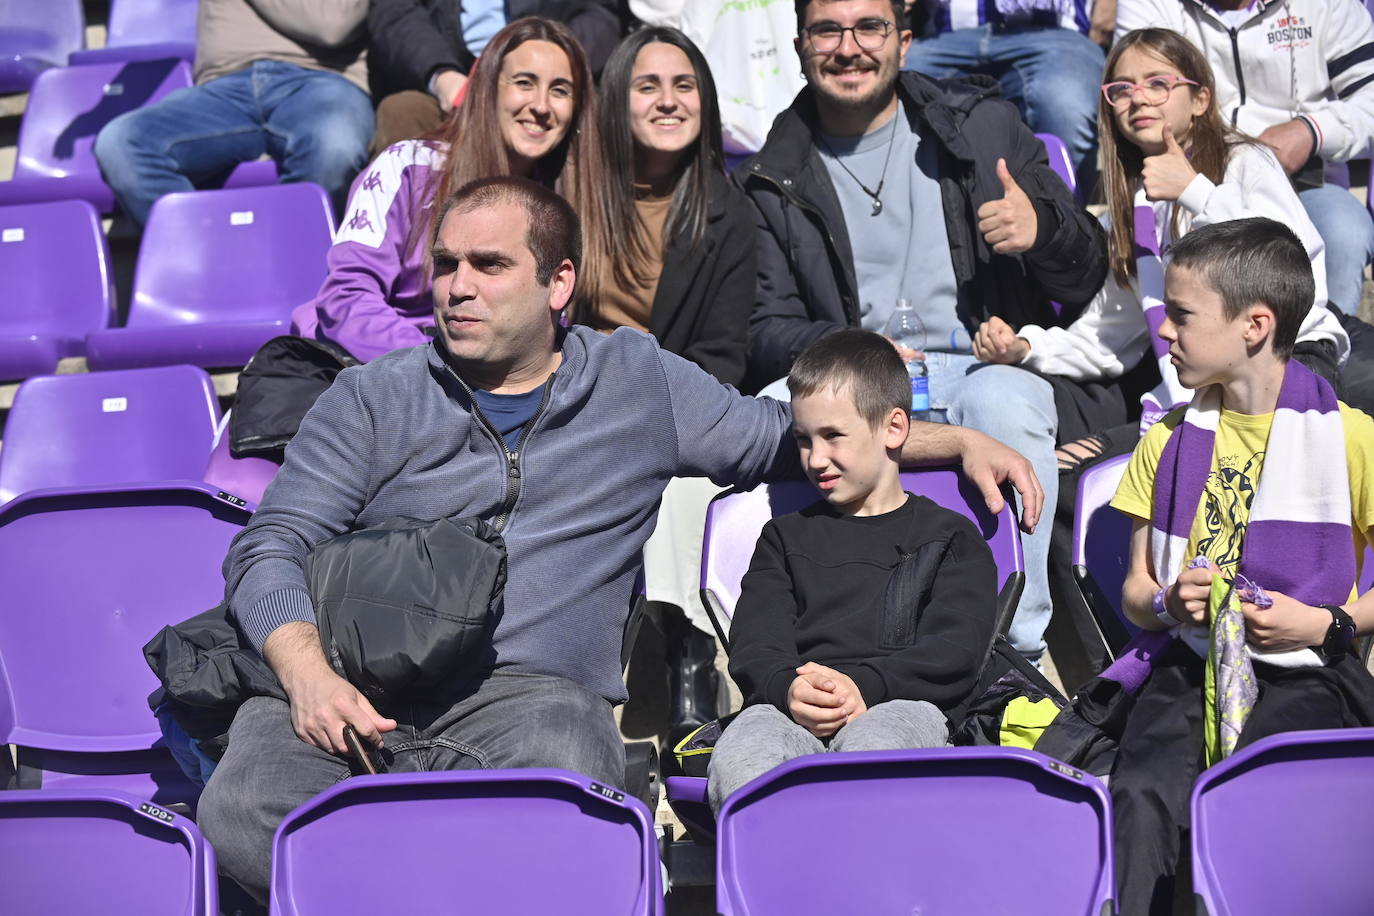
[1132,202,1190,434]
[1150,359,1354,669]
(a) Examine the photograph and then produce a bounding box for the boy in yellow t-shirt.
[1105,218,1374,914]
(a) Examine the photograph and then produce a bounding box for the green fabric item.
[999,696,1062,749]
[1204,576,1260,767]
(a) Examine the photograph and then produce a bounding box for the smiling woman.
[580,27,756,389]
[289,18,607,363]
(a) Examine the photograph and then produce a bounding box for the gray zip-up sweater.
[224,326,798,703]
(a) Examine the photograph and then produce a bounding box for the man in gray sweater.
[197,175,1043,901]
[95,0,373,226]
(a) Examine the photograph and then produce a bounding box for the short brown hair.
[787,329,909,428]
[433,175,582,287]
[1167,217,1311,359]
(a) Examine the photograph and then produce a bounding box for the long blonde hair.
[1100,29,1257,286]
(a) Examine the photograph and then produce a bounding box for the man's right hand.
[263,622,397,754]
[433,70,468,114]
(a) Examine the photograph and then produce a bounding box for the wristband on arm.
[1153,585,1176,627]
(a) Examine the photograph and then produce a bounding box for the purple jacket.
[291,140,443,362]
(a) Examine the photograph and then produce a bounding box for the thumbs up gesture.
[977,158,1038,255]
[1141,122,1197,202]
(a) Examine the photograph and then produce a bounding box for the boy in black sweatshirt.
[708,330,1000,814]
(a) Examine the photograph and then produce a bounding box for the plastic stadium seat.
[0,789,217,915]
[1036,132,1077,198]
[715,748,1115,915]
[0,366,220,505]
[1191,727,1374,916]
[668,468,1025,844]
[0,0,84,93]
[270,769,663,915]
[86,183,335,370]
[0,483,252,804]
[0,60,278,212]
[201,414,280,508]
[0,199,114,381]
[0,59,190,211]
[69,0,197,66]
[1070,453,1138,658]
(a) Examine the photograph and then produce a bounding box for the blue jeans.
[94,60,374,226]
[1299,184,1374,314]
[759,358,1057,658]
[197,673,625,903]
[905,25,1104,193]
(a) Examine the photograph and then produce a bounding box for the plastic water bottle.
[883,298,930,421]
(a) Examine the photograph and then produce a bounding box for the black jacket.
[728,495,998,722]
[367,0,622,97]
[648,170,756,388]
[738,71,1109,388]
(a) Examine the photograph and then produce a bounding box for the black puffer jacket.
[367,0,622,97]
[738,71,1109,388]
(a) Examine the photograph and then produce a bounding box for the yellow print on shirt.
[1196,451,1264,573]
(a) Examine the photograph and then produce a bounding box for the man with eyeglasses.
[738,0,1110,662]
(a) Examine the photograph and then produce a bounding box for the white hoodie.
[1115,0,1374,167]
[1017,142,1349,383]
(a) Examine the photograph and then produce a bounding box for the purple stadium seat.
[69,0,197,65]
[0,59,190,211]
[1035,132,1077,198]
[0,482,251,804]
[668,468,1024,844]
[715,748,1114,915]
[270,769,663,915]
[1191,727,1374,916]
[201,415,279,507]
[0,789,217,915]
[1071,453,1138,657]
[0,199,113,380]
[86,183,335,370]
[0,0,84,93]
[0,365,220,505]
[0,59,278,213]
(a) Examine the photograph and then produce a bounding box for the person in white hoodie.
[974,28,1348,436]
[1114,0,1374,317]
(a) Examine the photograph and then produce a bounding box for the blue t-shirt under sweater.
[472,383,546,451]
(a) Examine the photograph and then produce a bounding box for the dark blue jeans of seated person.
[93,59,374,226]
[195,671,626,903]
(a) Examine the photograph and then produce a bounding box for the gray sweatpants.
[707,700,949,815]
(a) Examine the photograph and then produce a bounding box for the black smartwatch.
[1318,604,1356,662]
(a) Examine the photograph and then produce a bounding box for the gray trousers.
[707,701,949,815]
[197,671,626,903]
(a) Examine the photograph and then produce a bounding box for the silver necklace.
[819,112,899,216]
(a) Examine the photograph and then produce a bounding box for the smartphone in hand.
[342,725,380,775]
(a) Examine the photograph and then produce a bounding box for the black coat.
[738,70,1109,389]
[367,0,623,97]
[648,170,756,388]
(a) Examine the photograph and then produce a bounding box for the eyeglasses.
[803,19,894,52]
[1101,75,1199,107]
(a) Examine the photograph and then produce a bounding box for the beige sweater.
[195,0,368,93]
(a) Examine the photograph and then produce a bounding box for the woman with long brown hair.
[291,17,606,362]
